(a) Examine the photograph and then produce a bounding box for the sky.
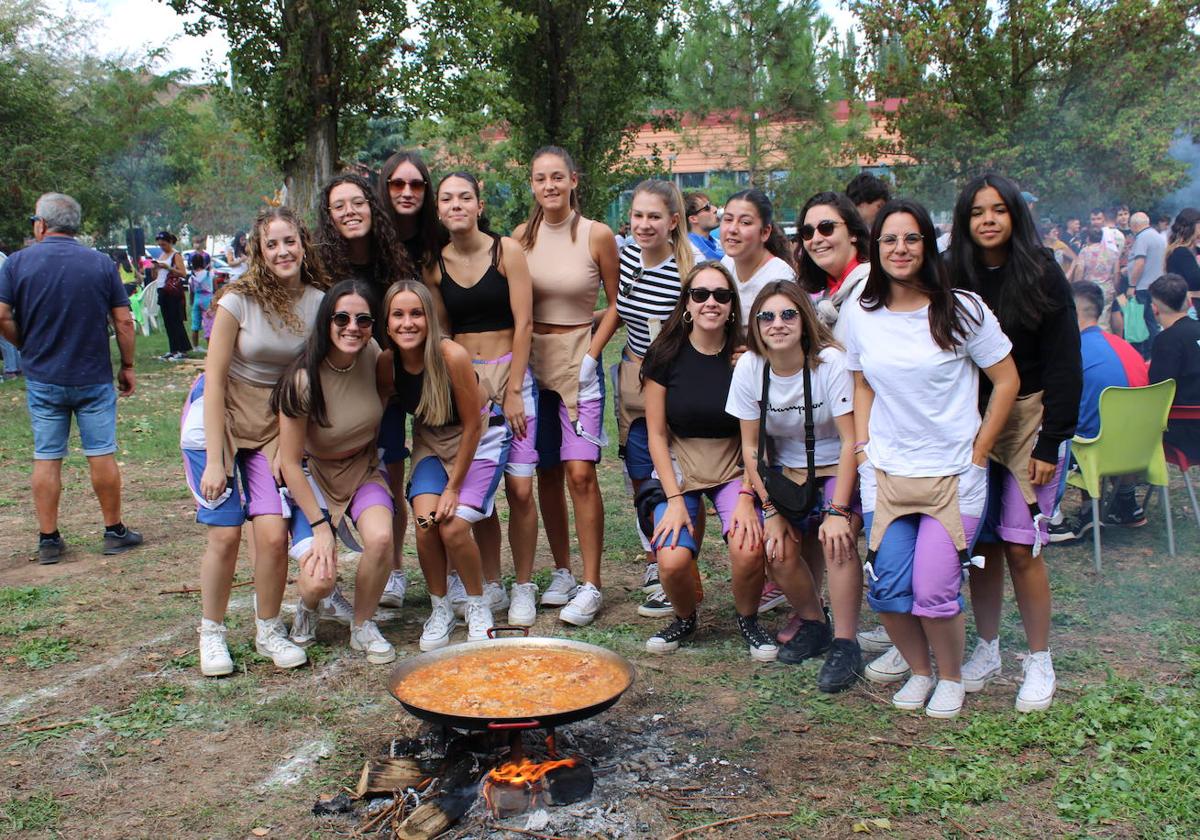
[66,0,858,76]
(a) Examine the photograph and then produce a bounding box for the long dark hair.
[745,281,838,369]
[1167,207,1200,255]
[271,278,376,428]
[230,231,247,257]
[861,199,982,351]
[640,261,744,386]
[433,172,494,250]
[377,150,439,268]
[317,173,416,290]
[949,172,1055,331]
[794,191,870,295]
[520,146,582,251]
[725,189,794,269]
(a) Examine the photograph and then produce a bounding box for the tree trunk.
[283,117,336,225]
[281,0,337,224]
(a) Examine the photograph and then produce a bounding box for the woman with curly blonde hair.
[180,206,330,677]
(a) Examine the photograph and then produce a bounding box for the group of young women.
[181,148,1079,720]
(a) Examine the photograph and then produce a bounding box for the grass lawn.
[0,328,1197,838]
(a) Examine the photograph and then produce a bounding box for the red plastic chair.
[1164,405,1200,525]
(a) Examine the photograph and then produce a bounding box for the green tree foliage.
[850,0,1200,215]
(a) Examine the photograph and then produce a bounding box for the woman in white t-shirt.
[794,191,872,339]
[181,207,330,677]
[726,281,862,692]
[719,189,796,324]
[840,199,1018,719]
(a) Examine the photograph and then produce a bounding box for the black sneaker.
[817,638,863,693]
[645,613,697,654]
[37,535,65,565]
[736,613,779,662]
[1049,506,1099,543]
[778,617,832,664]
[1104,494,1146,528]
[103,527,144,555]
[637,587,674,618]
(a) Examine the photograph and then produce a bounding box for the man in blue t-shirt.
[0,193,144,563]
[684,191,723,260]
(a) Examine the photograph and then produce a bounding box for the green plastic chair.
[1067,380,1176,572]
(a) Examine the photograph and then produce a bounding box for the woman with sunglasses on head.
[315,173,418,617]
[727,282,862,690]
[271,279,395,664]
[615,179,696,619]
[719,189,796,324]
[375,152,442,610]
[182,207,330,677]
[948,174,1081,713]
[795,191,872,336]
[379,280,510,649]
[513,146,621,627]
[841,199,1018,719]
[641,262,774,659]
[425,172,539,626]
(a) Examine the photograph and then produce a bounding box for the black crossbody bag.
[757,358,819,519]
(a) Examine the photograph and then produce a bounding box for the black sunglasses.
[755,308,800,324]
[331,311,375,329]
[688,287,734,304]
[619,266,644,299]
[799,220,845,241]
[28,215,41,225]
[387,177,426,192]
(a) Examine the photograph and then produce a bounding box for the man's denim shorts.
[25,380,118,460]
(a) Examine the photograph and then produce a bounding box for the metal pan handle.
[486,625,530,639]
[488,719,541,730]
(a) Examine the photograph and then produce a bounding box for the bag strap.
[757,357,818,488]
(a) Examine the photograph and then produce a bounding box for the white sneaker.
[641,562,660,593]
[1015,650,1056,712]
[864,646,911,684]
[559,583,602,626]
[962,637,1002,693]
[447,573,469,618]
[891,674,936,710]
[856,625,893,654]
[419,599,455,651]
[484,580,510,612]
[198,619,234,677]
[507,582,538,626]
[379,571,407,608]
[255,616,307,669]
[350,620,396,664]
[465,598,495,642]
[540,568,580,606]
[289,600,318,647]
[319,586,355,625]
[925,679,965,719]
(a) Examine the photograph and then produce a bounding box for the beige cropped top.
[299,341,384,456]
[527,212,600,326]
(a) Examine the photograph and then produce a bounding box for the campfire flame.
[487,756,578,787]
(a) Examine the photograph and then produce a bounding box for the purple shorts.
[534,354,607,466]
[288,478,393,559]
[475,353,538,476]
[406,411,512,524]
[976,445,1069,546]
[779,473,863,532]
[652,478,756,555]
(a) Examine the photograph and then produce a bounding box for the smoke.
[1161,133,1200,214]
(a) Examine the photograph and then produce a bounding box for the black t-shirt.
[1150,316,1200,405]
[643,342,739,439]
[1166,247,1200,294]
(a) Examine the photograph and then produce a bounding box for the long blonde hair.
[632,179,695,277]
[215,206,330,333]
[383,280,455,426]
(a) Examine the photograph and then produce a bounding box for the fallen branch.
[1,711,53,728]
[23,718,89,734]
[946,816,977,835]
[158,579,255,595]
[665,811,790,840]
[868,736,957,752]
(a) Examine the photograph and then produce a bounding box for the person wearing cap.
[152,230,192,360]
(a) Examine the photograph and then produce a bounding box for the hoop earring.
[728,311,735,322]
[683,311,693,324]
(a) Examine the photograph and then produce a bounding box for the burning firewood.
[355,757,427,798]
[394,755,484,840]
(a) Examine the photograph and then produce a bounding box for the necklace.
[324,355,357,374]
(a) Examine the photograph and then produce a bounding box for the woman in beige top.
[513,146,621,627]
[272,279,396,665]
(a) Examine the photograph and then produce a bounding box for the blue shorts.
[379,400,409,464]
[622,419,654,481]
[26,380,118,459]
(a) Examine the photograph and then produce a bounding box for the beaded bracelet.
[824,503,852,519]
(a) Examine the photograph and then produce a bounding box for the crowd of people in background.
[2,151,1198,724]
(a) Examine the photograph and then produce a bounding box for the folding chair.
[1067,380,1176,572]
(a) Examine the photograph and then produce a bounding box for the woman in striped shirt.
[614,180,696,618]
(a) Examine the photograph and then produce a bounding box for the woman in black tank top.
[425,172,541,626]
